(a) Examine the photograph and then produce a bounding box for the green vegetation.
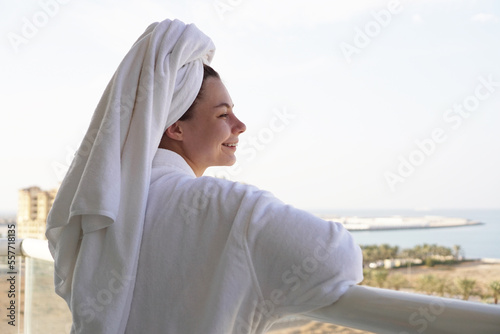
[385,273,409,291]
[415,274,439,295]
[360,244,399,265]
[490,281,500,304]
[414,274,450,297]
[358,243,499,305]
[360,243,458,268]
[372,269,389,288]
[455,278,477,300]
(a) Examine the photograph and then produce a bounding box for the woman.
[46,19,362,334]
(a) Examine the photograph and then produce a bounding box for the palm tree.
[490,281,500,304]
[372,269,389,288]
[386,273,409,291]
[456,278,476,300]
[361,268,372,286]
[452,245,462,260]
[416,274,438,295]
[361,244,400,267]
[434,277,450,297]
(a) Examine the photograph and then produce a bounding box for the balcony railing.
[1,238,499,334]
[1,238,72,334]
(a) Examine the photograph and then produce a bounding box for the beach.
[391,259,500,297]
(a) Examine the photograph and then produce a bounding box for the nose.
[233,115,246,134]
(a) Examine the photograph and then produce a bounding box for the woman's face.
[178,77,246,176]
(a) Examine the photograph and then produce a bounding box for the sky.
[1,0,499,216]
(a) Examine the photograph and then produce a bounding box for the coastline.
[321,215,482,231]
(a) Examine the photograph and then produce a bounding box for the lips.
[222,143,238,147]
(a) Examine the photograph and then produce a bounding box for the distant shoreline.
[346,221,483,232]
[321,215,483,232]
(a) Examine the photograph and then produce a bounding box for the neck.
[159,139,204,177]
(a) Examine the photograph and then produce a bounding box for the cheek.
[194,129,222,152]
[187,122,230,153]
[209,124,230,144]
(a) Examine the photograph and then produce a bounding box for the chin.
[220,156,237,167]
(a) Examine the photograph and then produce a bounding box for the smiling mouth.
[222,143,238,148]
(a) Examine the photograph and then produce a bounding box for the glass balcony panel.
[24,257,72,334]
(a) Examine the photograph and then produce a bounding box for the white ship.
[322,215,482,231]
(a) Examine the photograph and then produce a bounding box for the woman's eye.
[219,113,229,118]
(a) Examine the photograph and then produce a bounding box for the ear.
[164,121,184,141]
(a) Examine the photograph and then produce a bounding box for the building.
[17,186,58,240]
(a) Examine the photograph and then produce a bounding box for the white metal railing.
[1,238,500,334]
[1,237,73,334]
[0,237,53,261]
[306,285,500,333]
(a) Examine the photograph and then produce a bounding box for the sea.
[315,209,500,260]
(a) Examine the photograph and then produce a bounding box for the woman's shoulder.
[150,171,283,216]
[192,175,270,201]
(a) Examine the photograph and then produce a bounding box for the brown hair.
[178,64,220,121]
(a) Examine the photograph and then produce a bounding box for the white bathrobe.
[125,149,363,333]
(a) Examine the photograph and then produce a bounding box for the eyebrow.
[213,102,234,109]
